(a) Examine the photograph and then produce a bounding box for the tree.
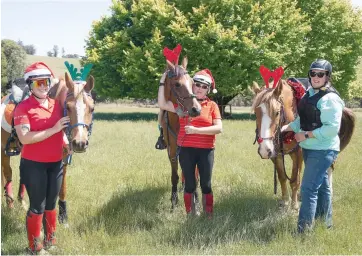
[17,40,36,55]
[47,51,54,57]
[85,0,362,104]
[1,48,8,92]
[23,45,36,55]
[62,47,66,57]
[53,45,59,57]
[1,39,26,84]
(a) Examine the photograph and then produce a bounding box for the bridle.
[63,91,94,145]
[167,68,196,116]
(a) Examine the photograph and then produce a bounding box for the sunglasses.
[195,83,209,90]
[30,79,51,88]
[309,71,326,78]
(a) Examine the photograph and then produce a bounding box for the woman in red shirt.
[14,62,69,254]
[158,69,222,217]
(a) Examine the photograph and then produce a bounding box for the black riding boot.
[155,127,167,150]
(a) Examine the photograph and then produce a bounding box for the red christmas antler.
[259,65,284,88]
[163,44,182,64]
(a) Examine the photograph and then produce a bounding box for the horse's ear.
[65,72,74,91]
[181,56,188,69]
[166,60,175,72]
[252,81,261,94]
[273,79,283,97]
[84,75,94,93]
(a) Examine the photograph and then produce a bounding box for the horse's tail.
[339,107,355,152]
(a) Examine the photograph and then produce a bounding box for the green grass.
[2,105,362,254]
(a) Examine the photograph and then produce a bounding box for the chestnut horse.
[160,57,201,210]
[252,79,355,210]
[1,73,94,224]
[48,72,95,223]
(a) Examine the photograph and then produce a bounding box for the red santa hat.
[24,62,55,81]
[193,69,217,93]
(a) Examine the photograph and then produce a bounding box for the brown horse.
[1,73,94,224]
[252,79,355,210]
[160,57,201,210]
[48,72,95,223]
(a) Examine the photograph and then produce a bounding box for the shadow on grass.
[93,112,157,122]
[78,187,167,235]
[165,189,295,248]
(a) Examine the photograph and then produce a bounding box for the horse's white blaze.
[259,103,274,158]
[75,84,86,139]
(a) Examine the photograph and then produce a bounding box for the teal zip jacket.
[289,87,344,151]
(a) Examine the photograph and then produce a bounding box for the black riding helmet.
[308,59,332,87]
[309,59,332,76]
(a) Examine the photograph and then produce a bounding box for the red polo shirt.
[177,98,221,149]
[14,95,63,162]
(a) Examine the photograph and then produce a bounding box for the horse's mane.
[252,88,280,117]
[252,80,294,117]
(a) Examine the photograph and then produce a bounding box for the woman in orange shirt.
[158,69,222,217]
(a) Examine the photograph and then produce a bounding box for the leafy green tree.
[1,48,8,93]
[295,0,362,96]
[1,39,26,84]
[85,0,362,105]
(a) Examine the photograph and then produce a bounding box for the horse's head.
[164,57,201,117]
[63,72,95,153]
[252,79,295,159]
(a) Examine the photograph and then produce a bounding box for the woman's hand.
[185,125,199,134]
[294,132,306,142]
[53,116,70,133]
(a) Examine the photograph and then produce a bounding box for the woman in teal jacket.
[282,59,344,233]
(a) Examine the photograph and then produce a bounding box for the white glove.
[159,72,167,85]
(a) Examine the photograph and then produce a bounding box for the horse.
[160,56,201,210]
[251,78,355,210]
[48,72,95,223]
[1,73,94,224]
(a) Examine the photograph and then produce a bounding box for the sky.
[1,0,362,57]
[1,0,112,56]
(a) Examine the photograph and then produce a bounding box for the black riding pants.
[20,158,63,214]
[179,147,214,194]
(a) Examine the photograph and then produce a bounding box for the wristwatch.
[304,132,309,139]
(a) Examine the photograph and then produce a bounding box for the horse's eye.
[276,111,280,116]
[175,82,181,88]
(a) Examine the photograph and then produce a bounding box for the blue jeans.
[298,149,338,233]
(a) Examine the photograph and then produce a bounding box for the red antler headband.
[163,44,182,64]
[259,65,284,88]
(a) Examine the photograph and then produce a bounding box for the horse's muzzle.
[189,107,201,117]
[72,140,89,153]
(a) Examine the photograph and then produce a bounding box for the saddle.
[1,78,30,156]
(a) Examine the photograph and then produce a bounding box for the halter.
[167,69,196,116]
[63,92,94,144]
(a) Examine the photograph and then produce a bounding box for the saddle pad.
[1,95,16,133]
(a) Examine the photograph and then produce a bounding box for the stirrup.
[155,136,167,150]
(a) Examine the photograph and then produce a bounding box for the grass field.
[1,105,362,255]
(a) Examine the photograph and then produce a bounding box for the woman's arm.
[15,116,70,145]
[185,119,223,135]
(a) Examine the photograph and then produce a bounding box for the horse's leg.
[272,156,290,208]
[58,163,68,224]
[170,157,179,210]
[1,150,14,208]
[290,148,303,211]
